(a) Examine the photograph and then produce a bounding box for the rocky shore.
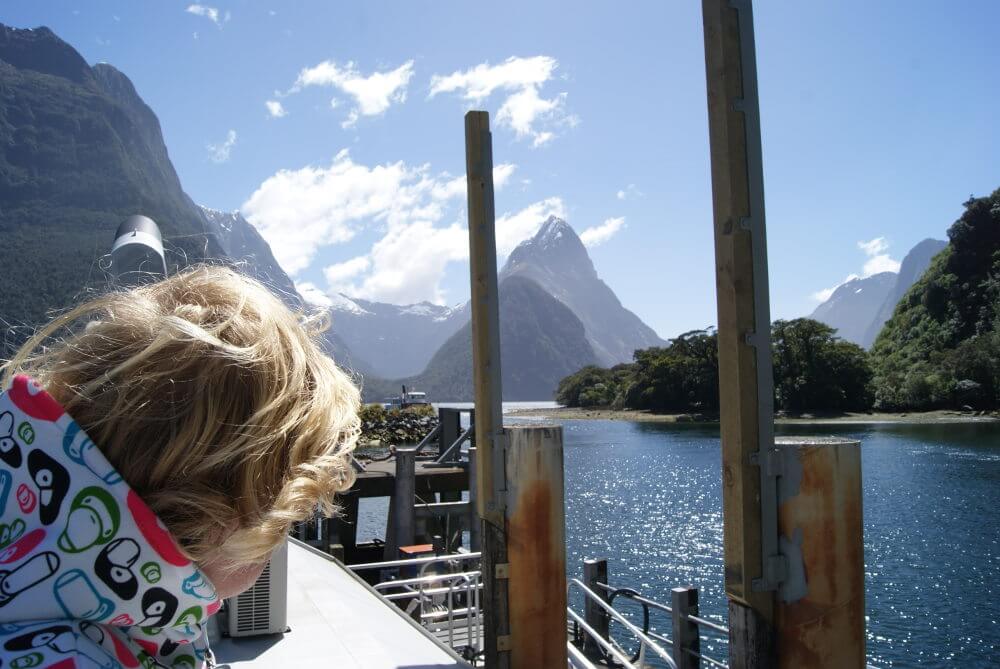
[358,406,438,450]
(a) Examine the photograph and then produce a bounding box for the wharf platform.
[210,539,471,668]
[351,458,468,497]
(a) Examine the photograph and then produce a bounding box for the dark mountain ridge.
[809,237,948,348]
[0,23,367,374]
[0,24,227,343]
[329,295,465,378]
[363,275,598,401]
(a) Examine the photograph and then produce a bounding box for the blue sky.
[4,1,999,339]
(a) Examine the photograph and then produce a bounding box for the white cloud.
[207,129,236,163]
[616,184,641,200]
[532,131,555,148]
[265,100,287,118]
[580,217,626,248]
[495,198,566,256]
[329,221,470,305]
[186,4,228,26]
[857,236,901,276]
[430,56,573,147]
[291,60,414,127]
[242,152,549,304]
[810,236,900,302]
[324,256,371,285]
[857,237,889,256]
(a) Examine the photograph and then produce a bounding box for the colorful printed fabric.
[0,376,222,668]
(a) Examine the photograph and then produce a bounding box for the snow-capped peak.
[329,293,371,315]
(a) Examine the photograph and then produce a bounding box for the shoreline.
[505,406,1000,425]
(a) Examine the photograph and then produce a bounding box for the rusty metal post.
[505,425,568,669]
[465,110,510,669]
[582,558,610,656]
[672,587,701,669]
[774,438,865,668]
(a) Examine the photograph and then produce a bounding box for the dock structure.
[222,3,867,665]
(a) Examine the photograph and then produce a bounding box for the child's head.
[2,265,360,585]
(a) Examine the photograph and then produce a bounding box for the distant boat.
[383,385,431,410]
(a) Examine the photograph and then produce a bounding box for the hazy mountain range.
[0,23,658,399]
[809,239,947,349]
[0,22,951,403]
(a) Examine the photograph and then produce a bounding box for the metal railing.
[570,578,679,668]
[355,551,731,669]
[572,558,730,669]
[350,552,484,662]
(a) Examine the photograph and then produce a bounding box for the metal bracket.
[750,447,796,478]
[496,635,512,651]
[494,563,510,579]
[750,447,794,591]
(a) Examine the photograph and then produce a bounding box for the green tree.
[772,319,872,413]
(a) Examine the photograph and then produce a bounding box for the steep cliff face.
[809,273,896,347]
[809,238,948,348]
[860,238,948,348]
[501,216,665,365]
[0,24,223,345]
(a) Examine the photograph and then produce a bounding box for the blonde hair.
[2,265,360,568]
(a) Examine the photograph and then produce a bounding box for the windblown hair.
[2,266,360,568]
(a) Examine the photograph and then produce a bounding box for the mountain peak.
[0,23,95,85]
[504,216,595,281]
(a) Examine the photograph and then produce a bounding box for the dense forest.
[557,319,871,414]
[559,189,1000,414]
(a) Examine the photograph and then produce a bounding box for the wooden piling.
[582,558,610,657]
[701,0,778,665]
[774,438,865,668]
[465,110,510,669]
[672,587,701,669]
[505,426,568,669]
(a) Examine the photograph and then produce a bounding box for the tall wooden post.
[465,110,510,669]
[505,426,568,668]
[702,0,778,666]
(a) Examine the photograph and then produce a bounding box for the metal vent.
[225,540,288,637]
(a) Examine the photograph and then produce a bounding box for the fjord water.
[561,419,999,667]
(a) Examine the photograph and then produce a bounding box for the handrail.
[434,426,473,463]
[566,607,636,667]
[688,613,729,635]
[569,579,677,669]
[348,551,481,571]
[585,578,730,667]
[372,570,481,592]
[413,424,442,454]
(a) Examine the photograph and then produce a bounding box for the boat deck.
[210,540,471,668]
